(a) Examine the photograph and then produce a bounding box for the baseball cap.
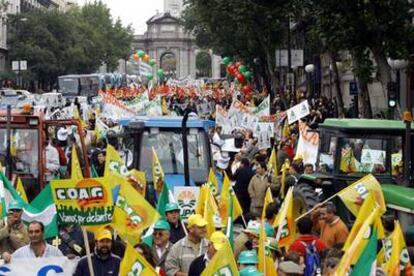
[187,214,208,228]
[209,231,227,251]
[278,261,304,274]
[153,219,171,231]
[96,229,112,241]
[57,127,69,141]
[238,250,258,264]
[164,203,180,213]
[8,201,23,211]
[243,221,274,237]
[239,266,263,276]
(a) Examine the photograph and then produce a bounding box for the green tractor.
[293,119,414,228]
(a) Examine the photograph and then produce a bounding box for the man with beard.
[4,221,62,263]
[73,228,121,276]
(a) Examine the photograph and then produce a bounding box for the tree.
[182,0,292,104]
[298,0,414,117]
[7,1,133,90]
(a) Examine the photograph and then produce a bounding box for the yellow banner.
[120,244,157,276]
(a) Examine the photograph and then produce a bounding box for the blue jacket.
[73,253,121,276]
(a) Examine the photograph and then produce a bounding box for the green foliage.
[7,1,133,88]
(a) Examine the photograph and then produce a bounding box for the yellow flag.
[282,119,290,138]
[120,244,157,276]
[204,195,216,239]
[207,168,219,197]
[261,188,273,220]
[201,241,239,276]
[70,146,83,180]
[343,192,385,263]
[267,147,278,177]
[280,162,289,199]
[273,187,295,248]
[384,221,412,276]
[112,183,160,246]
[339,147,357,173]
[196,184,218,216]
[16,178,28,203]
[152,147,165,194]
[337,174,386,216]
[219,172,243,224]
[334,206,381,276]
[258,220,277,276]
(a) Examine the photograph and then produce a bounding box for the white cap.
[217,154,230,169]
[57,128,68,141]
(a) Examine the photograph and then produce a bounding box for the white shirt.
[45,144,60,173]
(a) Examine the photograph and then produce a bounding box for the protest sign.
[0,257,77,275]
[174,186,200,220]
[51,177,114,226]
[287,100,310,124]
[252,95,270,117]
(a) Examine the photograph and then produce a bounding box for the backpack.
[300,240,321,276]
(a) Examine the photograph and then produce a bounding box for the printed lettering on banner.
[51,177,114,226]
[174,186,200,220]
[0,257,77,275]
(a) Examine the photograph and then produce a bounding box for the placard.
[174,186,200,220]
[287,100,310,124]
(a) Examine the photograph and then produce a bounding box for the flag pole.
[82,228,95,276]
[294,193,338,222]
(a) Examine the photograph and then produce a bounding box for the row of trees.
[182,0,414,117]
[7,1,133,91]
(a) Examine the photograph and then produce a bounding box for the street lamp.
[305,64,315,99]
[388,58,411,185]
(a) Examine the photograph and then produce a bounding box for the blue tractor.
[118,115,215,203]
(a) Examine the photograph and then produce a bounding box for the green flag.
[226,194,234,250]
[156,181,170,218]
[350,229,378,276]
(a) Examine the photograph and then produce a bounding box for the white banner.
[252,96,270,117]
[295,121,319,165]
[0,257,77,275]
[174,186,200,221]
[287,100,310,124]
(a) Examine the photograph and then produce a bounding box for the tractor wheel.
[293,183,320,219]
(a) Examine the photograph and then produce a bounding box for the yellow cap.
[96,229,112,241]
[293,154,304,161]
[209,231,227,251]
[187,214,208,228]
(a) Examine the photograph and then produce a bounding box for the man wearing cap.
[164,203,186,244]
[188,231,227,276]
[239,266,263,276]
[0,201,29,256]
[165,214,209,276]
[152,219,173,272]
[73,228,121,276]
[4,221,62,263]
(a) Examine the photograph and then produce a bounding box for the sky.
[77,0,164,34]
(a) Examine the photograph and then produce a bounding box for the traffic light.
[387,81,398,108]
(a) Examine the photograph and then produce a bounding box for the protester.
[248,161,276,217]
[50,224,90,258]
[73,228,121,276]
[239,266,263,276]
[151,219,173,272]
[188,231,227,275]
[4,221,63,263]
[165,214,209,275]
[231,158,254,215]
[164,203,186,244]
[0,201,29,256]
[288,216,327,257]
[312,202,349,248]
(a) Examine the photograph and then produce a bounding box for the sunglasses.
[154,231,164,237]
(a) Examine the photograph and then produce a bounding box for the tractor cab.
[0,107,90,201]
[295,119,414,227]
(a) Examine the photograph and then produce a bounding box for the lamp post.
[388,58,410,185]
[305,64,315,99]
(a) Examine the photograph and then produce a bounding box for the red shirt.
[288,234,327,257]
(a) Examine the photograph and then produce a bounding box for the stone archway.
[160,52,177,79]
[196,51,212,78]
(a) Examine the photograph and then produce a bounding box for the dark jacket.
[73,253,121,276]
[168,221,186,244]
[188,254,207,276]
[232,166,254,214]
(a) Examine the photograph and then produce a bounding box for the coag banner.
[0,257,77,275]
[51,177,114,226]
